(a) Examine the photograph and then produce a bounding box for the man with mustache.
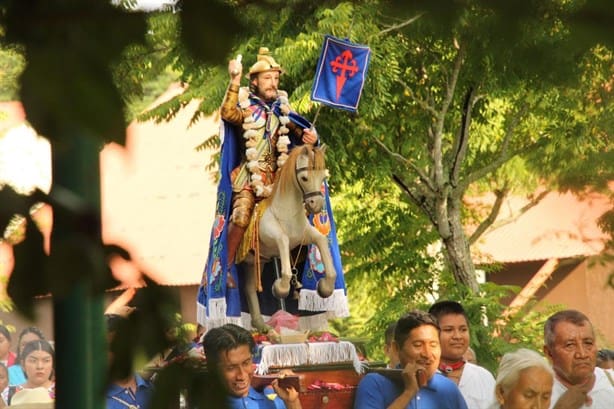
[221,47,318,274]
[543,309,614,409]
[354,311,468,408]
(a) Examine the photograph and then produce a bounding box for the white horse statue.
[237,144,337,332]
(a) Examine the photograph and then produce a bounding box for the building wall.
[537,257,614,347]
[487,256,614,346]
[0,298,54,346]
[178,285,199,326]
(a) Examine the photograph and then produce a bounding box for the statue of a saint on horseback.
[197,48,348,333]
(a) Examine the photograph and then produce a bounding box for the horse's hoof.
[272,279,290,299]
[253,321,271,334]
[317,279,334,298]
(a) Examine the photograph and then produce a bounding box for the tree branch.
[435,46,464,137]
[433,46,464,190]
[468,186,509,245]
[392,174,437,227]
[459,103,530,190]
[378,13,424,35]
[372,136,436,192]
[450,86,476,188]
[396,78,438,117]
[488,190,550,232]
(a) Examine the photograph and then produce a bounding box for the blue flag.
[311,35,371,112]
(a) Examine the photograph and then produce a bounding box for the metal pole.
[273,258,286,311]
[52,134,105,409]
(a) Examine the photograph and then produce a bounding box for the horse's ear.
[318,144,327,154]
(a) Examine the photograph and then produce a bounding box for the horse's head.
[294,144,328,214]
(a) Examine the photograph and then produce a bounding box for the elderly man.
[543,309,614,409]
[355,310,468,409]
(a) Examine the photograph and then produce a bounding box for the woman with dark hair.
[7,327,44,386]
[5,340,55,405]
[0,326,15,368]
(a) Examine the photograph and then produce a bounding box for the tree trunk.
[442,198,479,293]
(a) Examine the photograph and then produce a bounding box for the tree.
[0,0,611,401]
[146,0,611,358]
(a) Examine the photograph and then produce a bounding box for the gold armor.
[231,189,255,228]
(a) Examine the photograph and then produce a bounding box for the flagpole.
[311,104,323,129]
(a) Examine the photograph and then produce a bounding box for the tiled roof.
[100,87,219,286]
[471,190,612,264]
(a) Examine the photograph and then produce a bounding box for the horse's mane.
[272,145,326,199]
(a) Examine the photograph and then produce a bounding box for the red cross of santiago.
[330,49,359,101]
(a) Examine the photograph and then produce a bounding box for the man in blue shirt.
[106,373,153,409]
[202,324,302,409]
[105,313,154,409]
[355,311,468,409]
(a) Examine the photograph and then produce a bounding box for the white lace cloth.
[255,341,363,375]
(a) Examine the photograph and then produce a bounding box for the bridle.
[295,164,324,204]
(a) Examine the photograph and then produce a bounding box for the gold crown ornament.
[246,47,284,78]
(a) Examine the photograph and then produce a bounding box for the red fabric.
[6,351,16,367]
[265,310,299,333]
[438,359,465,373]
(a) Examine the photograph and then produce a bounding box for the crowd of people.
[0,316,157,408]
[0,325,54,408]
[2,304,612,409]
[360,305,614,409]
[199,305,613,409]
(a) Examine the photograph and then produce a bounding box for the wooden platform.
[266,361,386,409]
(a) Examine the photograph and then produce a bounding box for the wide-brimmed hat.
[9,387,54,409]
[246,47,283,78]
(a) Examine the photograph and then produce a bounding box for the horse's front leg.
[306,227,337,298]
[243,257,270,332]
[272,233,292,299]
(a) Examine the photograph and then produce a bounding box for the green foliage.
[432,280,561,373]
[0,44,24,101]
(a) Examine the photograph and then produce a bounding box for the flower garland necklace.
[239,88,291,198]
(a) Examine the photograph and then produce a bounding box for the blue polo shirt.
[227,386,287,409]
[106,374,153,409]
[354,372,468,409]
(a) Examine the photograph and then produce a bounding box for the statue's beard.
[258,87,278,102]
